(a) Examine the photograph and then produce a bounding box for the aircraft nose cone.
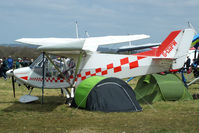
[6,69,14,77]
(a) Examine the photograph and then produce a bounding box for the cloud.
[0,0,198,43]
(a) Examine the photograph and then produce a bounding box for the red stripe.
[96,68,102,73]
[156,30,181,56]
[137,56,146,60]
[102,70,108,75]
[120,57,129,65]
[114,66,122,73]
[129,61,138,69]
[91,73,96,76]
[20,76,28,80]
[81,76,86,80]
[169,69,179,72]
[107,63,113,69]
[85,71,91,76]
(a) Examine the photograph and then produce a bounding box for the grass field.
[0,75,199,133]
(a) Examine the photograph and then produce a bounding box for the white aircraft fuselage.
[8,29,195,90]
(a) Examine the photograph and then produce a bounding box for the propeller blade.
[12,76,15,98]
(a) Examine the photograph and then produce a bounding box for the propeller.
[11,75,15,98]
[6,69,15,98]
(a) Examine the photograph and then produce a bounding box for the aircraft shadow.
[2,96,66,112]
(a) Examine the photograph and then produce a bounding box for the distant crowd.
[0,56,34,80]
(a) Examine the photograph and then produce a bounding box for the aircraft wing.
[16,38,79,46]
[82,34,150,51]
[16,34,150,53]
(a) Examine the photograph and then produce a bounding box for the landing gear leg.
[61,88,64,97]
[61,88,73,105]
[71,87,75,98]
[28,87,34,95]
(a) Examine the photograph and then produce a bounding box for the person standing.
[7,56,13,69]
[185,56,191,71]
[15,58,21,69]
[1,57,8,80]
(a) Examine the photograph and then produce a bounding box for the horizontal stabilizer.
[117,43,160,52]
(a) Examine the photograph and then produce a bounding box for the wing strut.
[41,52,45,104]
[72,50,84,86]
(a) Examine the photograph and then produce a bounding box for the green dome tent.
[74,76,142,112]
[74,76,107,109]
[134,74,193,104]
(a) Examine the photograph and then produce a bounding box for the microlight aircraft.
[7,28,195,103]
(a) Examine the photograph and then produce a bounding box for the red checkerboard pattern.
[30,77,65,83]
[75,56,146,81]
[29,56,146,83]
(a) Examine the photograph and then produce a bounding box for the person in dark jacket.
[15,58,21,69]
[1,57,8,80]
[184,56,191,71]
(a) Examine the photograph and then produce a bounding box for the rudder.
[171,29,195,69]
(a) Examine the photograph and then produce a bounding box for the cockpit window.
[30,54,76,79]
[30,54,44,68]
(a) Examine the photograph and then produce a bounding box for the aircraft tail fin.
[134,29,195,69]
[134,30,189,58]
[156,29,194,59]
[156,30,182,58]
[156,29,195,69]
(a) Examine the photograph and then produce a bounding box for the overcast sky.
[0,0,199,44]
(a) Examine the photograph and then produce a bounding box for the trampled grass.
[0,75,199,133]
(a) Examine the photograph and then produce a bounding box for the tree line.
[0,46,40,60]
